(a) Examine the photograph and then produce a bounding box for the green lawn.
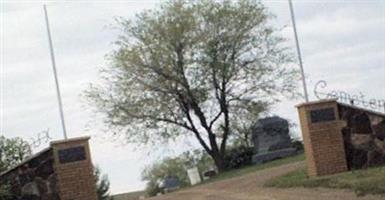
[265,166,385,196]
[201,153,305,184]
[118,154,305,198]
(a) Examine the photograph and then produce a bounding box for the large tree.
[86,0,298,171]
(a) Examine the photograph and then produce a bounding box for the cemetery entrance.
[297,99,385,177]
[0,137,98,200]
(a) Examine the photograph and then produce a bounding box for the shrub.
[94,166,113,200]
[142,150,214,196]
[224,146,255,169]
[291,139,304,152]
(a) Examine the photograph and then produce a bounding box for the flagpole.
[43,5,68,140]
[288,0,309,102]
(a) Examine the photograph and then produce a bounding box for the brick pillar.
[51,137,98,200]
[297,100,348,177]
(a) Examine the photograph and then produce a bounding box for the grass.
[201,153,305,184]
[113,190,146,200]
[114,154,305,198]
[265,166,385,196]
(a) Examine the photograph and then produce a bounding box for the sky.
[1,0,384,195]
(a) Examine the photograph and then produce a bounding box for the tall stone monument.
[251,116,296,164]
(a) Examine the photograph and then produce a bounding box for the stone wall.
[338,104,385,169]
[297,99,385,177]
[0,137,98,200]
[0,149,60,200]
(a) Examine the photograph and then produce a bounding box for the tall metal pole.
[43,5,68,140]
[288,0,309,102]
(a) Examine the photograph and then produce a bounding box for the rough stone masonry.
[297,99,385,177]
[0,136,98,200]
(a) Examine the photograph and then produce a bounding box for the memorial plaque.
[58,146,86,164]
[310,108,335,123]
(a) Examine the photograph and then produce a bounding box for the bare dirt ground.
[149,162,383,200]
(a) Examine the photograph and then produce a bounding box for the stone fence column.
[297,100,348,177]
[51,137,98,200]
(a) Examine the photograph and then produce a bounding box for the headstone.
[251,116,296,164]
[161,175,180,193]
[187,167,201,185]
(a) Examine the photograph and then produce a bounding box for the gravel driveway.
[149,162,383,200]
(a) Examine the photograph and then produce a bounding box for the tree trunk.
[211,150,227,172]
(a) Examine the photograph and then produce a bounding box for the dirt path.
[149,162,383,200]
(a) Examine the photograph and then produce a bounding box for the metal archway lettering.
[314,80,385,112]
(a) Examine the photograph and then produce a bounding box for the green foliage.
[94,166,113,200]
[224,146,254,169]
[290,139,304,152]
[204,154,305,184]
[0,184,12,200]
[229,102,270,148]
[86,0,299,170]
[265,166,385,196]
[142,150,214,196]
[143,179,162,197]
[142,158,187,196]
[0,136,30,200]
[0,136,32,173]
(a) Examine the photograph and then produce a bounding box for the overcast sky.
[1,0,384,195]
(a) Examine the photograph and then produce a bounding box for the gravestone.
[160,175,180,193]
[187,167,201,185]
[251,116,296,164]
